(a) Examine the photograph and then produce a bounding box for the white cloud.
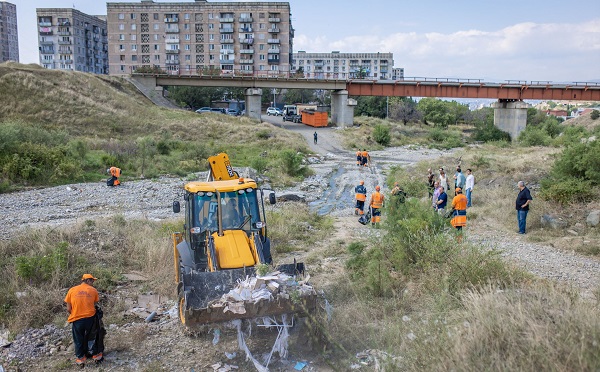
[294,19,600,81]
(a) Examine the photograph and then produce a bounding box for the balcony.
[220,39,234,44]
[219,27,234,33]
[40,41,54,46]
[58,48,72,53]
[239,27,253,33]
[219,59,233,64]
[220,17,234,23]
[220,49,233,54]
[239,59,253,64]
[165,38,180,43]
[240,49,254,54]
[59,59,73,64]
[165,27,180,33]
[40,49,55,54]
[314,61,324,67]
[165,60,180,65]
[38,21,52,27]
[239,17,253,22]
[58,40,72,45]
[166,49,180,54]
[268,17,281,23]
[239,38,254,44]
[269,27,280,33]
[164,17,179,23]
[39,30,53,36]
[239,69,254,75]
[268,48,280,54]
[57,31,71,36]
[267,58,280,64]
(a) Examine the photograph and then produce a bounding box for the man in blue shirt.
[515,181,533,234]
[435,186,447,214]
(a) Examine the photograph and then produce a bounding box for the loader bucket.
[178,263,316,326]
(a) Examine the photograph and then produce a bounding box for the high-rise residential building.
[292,51,395,80]
[36,8,109,74]
[106,0,293,76]
[392,67,404,80]
[0,1,19,62]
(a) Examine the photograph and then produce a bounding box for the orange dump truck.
[301,110,328,127]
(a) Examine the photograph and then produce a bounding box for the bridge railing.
[128,65,600,88]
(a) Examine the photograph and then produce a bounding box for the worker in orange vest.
[361,149,369,167]
[451,187,468,242]
[356,150,362,166]
[354,180,367,215]
[369,185,385,227]
[107,166,121,187]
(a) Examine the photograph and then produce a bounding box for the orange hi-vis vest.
[370,191,384,209]
[110,167,121,178]
[355,185,367,201]
[362,150,368,158]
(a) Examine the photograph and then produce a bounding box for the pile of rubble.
[1,324,68,364]
[208,271,315,315]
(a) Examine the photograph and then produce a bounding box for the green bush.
[472,124,511,143]
[540,178,595,205]
[551,140,600,185]
[428,128,463,149]
[15,242,69,284]
[519,126,551,146]
[590,109,599,120]
[429,127,446,142]
[250,156,268,173]
[279,150,308,177]
[372,124,391,146]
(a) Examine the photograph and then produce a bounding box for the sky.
[11,0,600,82]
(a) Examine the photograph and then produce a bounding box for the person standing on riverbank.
[354,181,367,215]
[516,181,533,234]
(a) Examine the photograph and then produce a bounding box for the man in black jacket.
[516,181,533,234]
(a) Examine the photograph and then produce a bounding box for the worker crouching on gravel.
[354,180,367,215]
[64,274,103,366]
[106,166,121,186]
[451,187,468,242]
[369,185,385,227]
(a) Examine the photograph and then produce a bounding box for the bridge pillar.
[244,88,263,120]
[331,90,357,127]
[492,99,530,140]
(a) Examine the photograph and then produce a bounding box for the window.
[154,44,159,51]
[185,34,191,40]
[119,34,125,40]
[185,45,190,51]
[130,13,136,20]
[208,13,213,19]
[132,44,137,51]
[209,55,214,60]
[131,35,136,41]
[118,13,125,20]
[184,24,189,30]
[120,65,125,71]
[259,23,265,29]
[131,55,137,61]
[154,34,159,40]
[154,55,160,61]
[184,13,190,20]
[153,13,159,20]
[259,44,264,50]
[259,55,265,60]
[131,24,136,31]
[209,34,214,41]
[154,24,159,30]
[119,44,125,51]
[119,24,125,30]
[119,55,125,61]
[209,44,215,50]
[185,55,191,61]
[208,23,214,29]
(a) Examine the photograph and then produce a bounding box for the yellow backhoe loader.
[171,153,315,326]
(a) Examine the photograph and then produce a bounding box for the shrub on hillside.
[539,178,595,205]
[372,124,391,146]
[591,109,599,120]
[428,128,464,149]
[472,123,511,143]
[519,126,551,146]
[279,150,308,177]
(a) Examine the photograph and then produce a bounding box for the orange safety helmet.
[375,185,381,191]
[360,180,364,185]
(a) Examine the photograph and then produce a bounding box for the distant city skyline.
[12,0,600,81]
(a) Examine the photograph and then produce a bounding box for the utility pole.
[272,88,276,108]
[386,96,389,119]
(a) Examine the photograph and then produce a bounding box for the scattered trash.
[210,362,238,371]
[294,361,307,370]
[212,329,221,345]
[225,351,236,360]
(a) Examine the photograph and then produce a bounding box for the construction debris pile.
[208,271,314,315]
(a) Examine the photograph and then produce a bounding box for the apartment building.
[392,67,404,80]
[106,0,293,76]
[36,8,109,74]
[292,51,394,80]
[0,1,19,62]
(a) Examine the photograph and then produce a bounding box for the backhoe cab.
[171,153,314,326]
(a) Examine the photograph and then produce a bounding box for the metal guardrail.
[128,66,600,87]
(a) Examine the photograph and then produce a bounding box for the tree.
[167,86,225,109]
[591,109,600,120]
[283,89,315,104]
[390,98,422,125]
[354,96,387,118]
[418,98,451,127]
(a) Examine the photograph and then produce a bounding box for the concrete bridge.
[131,72,600,139]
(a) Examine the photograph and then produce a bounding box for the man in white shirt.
[465,169,475,207]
